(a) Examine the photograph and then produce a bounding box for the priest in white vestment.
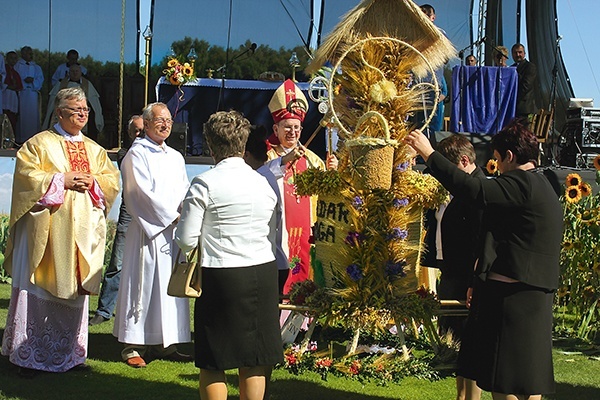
[14,46,44,144]
[1,87,120,375]
[113,102,192,368]
[44,64,104,134]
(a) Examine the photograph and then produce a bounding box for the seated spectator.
[44,64,103,135]
[493,46,509,67]
[52,49,87,86]
[465,54,478,66]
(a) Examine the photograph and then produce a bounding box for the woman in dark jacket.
[405,119,562,400]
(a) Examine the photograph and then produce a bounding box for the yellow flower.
[594,154,600,171]
[565,185,582,204]
[562,241,574,250]
[183,66,194,76]
[565,173,582,188]
[167,58,178,68]
[579,182,592,197]
[486,159,498,175]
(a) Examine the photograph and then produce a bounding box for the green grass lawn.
[0,282,598,400]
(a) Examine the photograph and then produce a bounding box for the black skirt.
[194,261,283,370]
[474,279,555,395]
[456,277,484,380]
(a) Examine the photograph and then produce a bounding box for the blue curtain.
[450,65,518,134]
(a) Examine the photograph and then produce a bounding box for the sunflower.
[486,159,498,175]
[565,185,582,204]
[167,58,179,68]
[183,66,194,76]
[562,241,575,250]
[579,182,593,197]
[594,154,600,171]
[565,173,582,187]
[168,75,179,85]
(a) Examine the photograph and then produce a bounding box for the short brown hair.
[491,118,538,165]
[437,134,476,165]
[204,110,251,161]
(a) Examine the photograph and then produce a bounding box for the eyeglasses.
[281,125,303,133]
[62,107,90,115]
[151,117,174,125]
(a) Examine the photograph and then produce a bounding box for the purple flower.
[385,260,407,278]
[346,264,363,281]
[396,161,410,172]
[345,231,363,247]
[352,196,364,209]
[393,198,409,208]
[388,228,408,240]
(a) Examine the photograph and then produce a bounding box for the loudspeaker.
[168,122,188,155]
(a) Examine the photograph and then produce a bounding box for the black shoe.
[89,314,109,326]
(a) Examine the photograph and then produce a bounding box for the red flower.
[349,360,361,375]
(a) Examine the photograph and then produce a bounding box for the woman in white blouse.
[175,110,282,400]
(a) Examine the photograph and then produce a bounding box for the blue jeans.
[95,201,131,319]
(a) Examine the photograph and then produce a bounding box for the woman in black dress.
[405,119,562,400]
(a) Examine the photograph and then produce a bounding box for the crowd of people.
[1,47,102,146]
[0,5,556,400]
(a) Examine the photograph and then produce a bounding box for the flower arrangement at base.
[277,340,440,385]
[163,57,196,87]
[558,166,600,340]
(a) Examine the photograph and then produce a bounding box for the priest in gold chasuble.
[1,87,120,374]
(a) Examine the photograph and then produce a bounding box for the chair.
[530,109,554,165]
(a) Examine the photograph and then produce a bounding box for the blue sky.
[0,1,599,103]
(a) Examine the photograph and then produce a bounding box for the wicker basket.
[348,144,395,191]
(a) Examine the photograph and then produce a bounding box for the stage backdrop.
[157,78,328,158]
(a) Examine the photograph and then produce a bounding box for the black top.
[422,166,485,280]
[514,59,538,116]
[426,151,562,290]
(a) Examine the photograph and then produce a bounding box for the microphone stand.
[547,37,561,166]
[216,45,256,111]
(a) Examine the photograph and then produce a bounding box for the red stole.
[5,65,23,91]
[65,141,91,173]
[65,140,92,293]
[283,156,313,294]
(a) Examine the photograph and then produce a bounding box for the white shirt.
[52,63,88,86]
[175,157,277,268]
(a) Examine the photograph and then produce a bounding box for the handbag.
[167,246,202,298]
